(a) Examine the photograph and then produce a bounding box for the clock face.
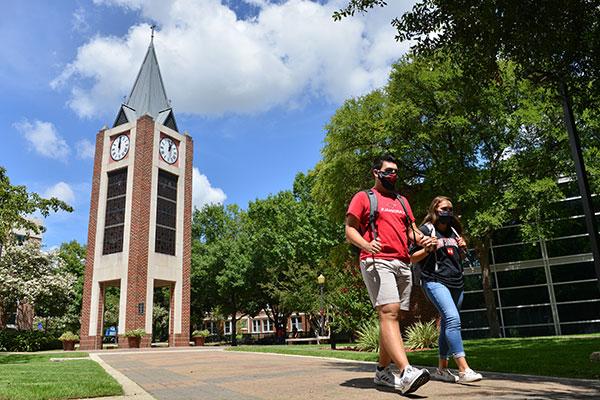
[110,134,130,161]
[159,137,178,164]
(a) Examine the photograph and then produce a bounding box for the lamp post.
[317,274,325,336]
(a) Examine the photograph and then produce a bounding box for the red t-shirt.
[346,189,416,262]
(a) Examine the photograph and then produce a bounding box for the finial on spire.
[150,24,156,43]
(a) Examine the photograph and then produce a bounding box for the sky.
[0,0,414,250]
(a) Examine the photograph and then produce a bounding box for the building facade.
[460,182,600,338]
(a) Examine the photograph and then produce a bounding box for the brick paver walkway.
[97,348,599,399]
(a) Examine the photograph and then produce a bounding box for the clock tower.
[79,35,192,349]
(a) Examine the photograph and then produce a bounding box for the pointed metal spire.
[113,26,178,131]
[124,26,170,119]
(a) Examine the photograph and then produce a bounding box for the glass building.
[461,180,600,338]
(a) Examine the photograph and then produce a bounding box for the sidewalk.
[93,347,600,399]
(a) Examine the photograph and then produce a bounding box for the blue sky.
[0,0,413,249]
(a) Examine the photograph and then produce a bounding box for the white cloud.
[192,167,226,210]
[76,139,96,159]
[44,182,76,205]
[72,6,89,32]
[13,119,70,162]
[54,0,414,118]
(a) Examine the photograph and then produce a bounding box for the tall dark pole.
[319,284,324,336]
[559,80,600,291]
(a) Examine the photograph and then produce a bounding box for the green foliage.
[404,320,439,350]
[123,328,146,338]
[355,319,379,352]
[0,167,72,247]
[192,329,210,338]
[58,331,79,342]
[56,240,86,332]
[0,330,62,352]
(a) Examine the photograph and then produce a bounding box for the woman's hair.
[421,196,463,234]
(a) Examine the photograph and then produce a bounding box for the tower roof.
[113,32,178,132]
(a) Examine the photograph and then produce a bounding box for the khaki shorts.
[360,258,412,310]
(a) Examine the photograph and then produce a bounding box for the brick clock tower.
[80,36,192,349]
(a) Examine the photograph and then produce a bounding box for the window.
[252,319,261,333]
[291,316,302,331]
[103,168,127,254]
[224,321,232,335]
[262,319,272,332]
[204,321,218,335]
[155,170,177,255]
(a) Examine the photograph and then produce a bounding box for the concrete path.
[95,348,600,400]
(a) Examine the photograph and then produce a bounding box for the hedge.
[0,329,62,352]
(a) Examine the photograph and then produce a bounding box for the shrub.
[123,328,146,338]
[191,329,210,338]
[405,320,439,350]
[356,320,380,352]
[0,329,62,352]
[58,331,79,342]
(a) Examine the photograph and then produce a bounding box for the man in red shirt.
[346,154,434,395]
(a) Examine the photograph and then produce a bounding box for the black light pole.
[559,80,600,291]
[317,274,325,336]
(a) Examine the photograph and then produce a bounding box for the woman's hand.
[457,236,467,249]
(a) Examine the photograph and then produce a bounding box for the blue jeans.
[422,281,466,359]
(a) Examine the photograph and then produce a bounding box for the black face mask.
[377,171,397,191]
[437,210,453,225]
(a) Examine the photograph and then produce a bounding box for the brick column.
[125,116,154,345]
[80,129,105,350]
[172,134,193,347]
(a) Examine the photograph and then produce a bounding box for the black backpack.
[360,189,413,243]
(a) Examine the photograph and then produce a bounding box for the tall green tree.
[335,0,600,293]
[315,54,570,336]
[0,167,72,252]
[191,204,262,345]
[246,172,341,335]
[56,240,86,332]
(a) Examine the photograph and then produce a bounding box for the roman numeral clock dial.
[159,137,178,164]
[110,134,130,161]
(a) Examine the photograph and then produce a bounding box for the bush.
[356,320,380,352]
[191,329,210,338]
[405,320,439,350]
[0,329,62,352]
[58,331,79,342]
[123,328,146,338]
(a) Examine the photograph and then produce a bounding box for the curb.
[80,353,155,400]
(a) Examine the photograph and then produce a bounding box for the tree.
[56,241,86,332]
[314,53,570,336]
[335,0,600,292]
[0,241,76,330]
[246,172,341,337]
[0,167,72,252]
[191,204,262,346]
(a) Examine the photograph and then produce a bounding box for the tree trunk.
[230,313,238,346]
[16,300,34,331]
[0,304,6,329]
[476,237,501,337]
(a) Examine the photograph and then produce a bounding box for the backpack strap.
[364,189,379,240]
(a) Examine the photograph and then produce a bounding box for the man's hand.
[363,238,382,254]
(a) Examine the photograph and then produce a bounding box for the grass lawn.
[0,352,123,400]
[229,333,600,380]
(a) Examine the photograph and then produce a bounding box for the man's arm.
[345,214,381,254]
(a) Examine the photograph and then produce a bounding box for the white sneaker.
[458,368,483,383]
[398,365,431,394]
[374,366,403,389]
[431,367,459,383]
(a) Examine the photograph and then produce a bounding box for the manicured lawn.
[0,352,123,400]
[229,333,600,380]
